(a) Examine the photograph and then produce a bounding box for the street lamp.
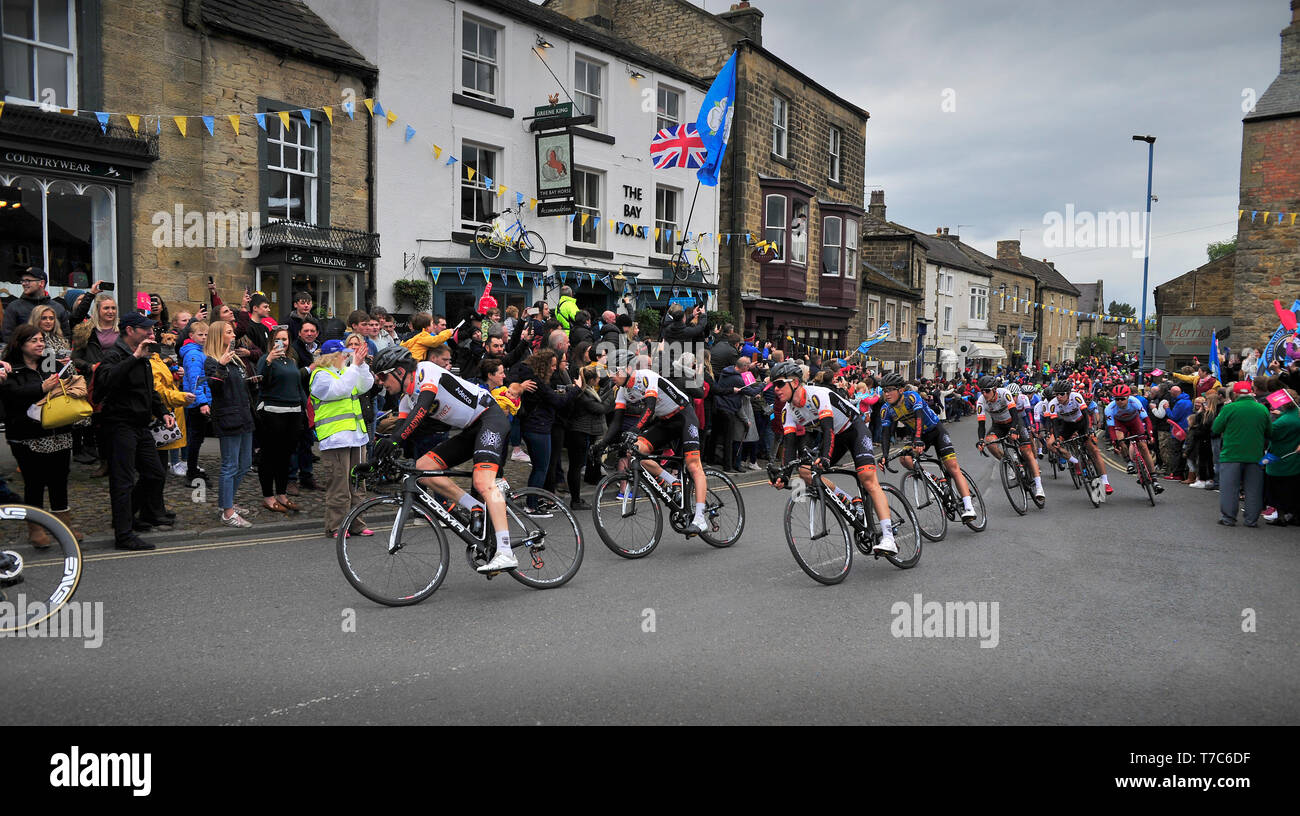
[1132,134,1156,372]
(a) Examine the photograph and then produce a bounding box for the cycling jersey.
[975,388,1017,424]
[879,390,942,436]
[1105,396,1147,425]
[781,383,859,436]
[398,361,493,429]
[1033,398,1052,428]
[1046,392,1088,424]
[615,369,691,419]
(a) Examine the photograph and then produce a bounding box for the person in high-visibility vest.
[310,339,375,538]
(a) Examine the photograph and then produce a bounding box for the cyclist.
[877,371,978,522]
[1044,380,1113,495]
[1104,382,1163,494]
[594,355,711,534]
[369,346,520,573]
[975,374,1046,501]
[768,361,897,554]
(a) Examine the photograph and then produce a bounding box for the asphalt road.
[4,418,1297,725]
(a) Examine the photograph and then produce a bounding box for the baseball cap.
[119,312,157,330]
[1232,381,1253,395]
[21,266,46,283]
[321,339,347,354]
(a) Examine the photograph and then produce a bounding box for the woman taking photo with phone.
[310,338,374,539]
[0,324,81,544]
[204,320,257,527]
[256,326,307,514]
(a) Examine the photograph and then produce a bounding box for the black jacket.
[570,323,594,347]
[711,341,740,372]
[714,366,762,414]
[203,356,255,437]
[2,292,70,344]
[0,366,61,441]
[93,339,166,427]
[598,324,622,348]
[660,313,706,344]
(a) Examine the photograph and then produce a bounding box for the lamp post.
[1132,134,1155,372]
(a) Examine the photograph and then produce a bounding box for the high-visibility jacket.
[310,367,367,439]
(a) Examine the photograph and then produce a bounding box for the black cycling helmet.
[371,345,416,376]
[878,372,905,389]
[769,360,804,382]
[1052,381,1071,395]
[977,374,1000,390]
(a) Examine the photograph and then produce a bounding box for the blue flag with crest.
[694,51,738,187]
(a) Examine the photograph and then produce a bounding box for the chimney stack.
[719,1,763,47]
[1283,0,1300,73]
[997,240,1021,261]
[942,227,950,236]
[868,190,886,220]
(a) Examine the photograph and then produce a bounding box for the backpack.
[84,362,109,413]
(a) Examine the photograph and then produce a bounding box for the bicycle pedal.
[530,551,544,569]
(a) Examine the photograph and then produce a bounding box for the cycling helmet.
[1053,381,1071,395]
[1006,382,1021,397]
[769,360,804,382]
[977,374,1000,390]
[877,372,905,389]
[1111,383,1131,399]
[371,345,416,376]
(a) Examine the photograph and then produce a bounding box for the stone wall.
[101,0,371,315]
[1236,115,1300,344]
[1154,251,1235,319]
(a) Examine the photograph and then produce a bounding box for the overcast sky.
[680,0,1291,313]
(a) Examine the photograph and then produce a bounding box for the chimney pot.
[942,227,949,236]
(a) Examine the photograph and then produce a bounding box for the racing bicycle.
[474,206,547,265]
[591,438,744,558]
[1114,433,1157,506]
[339,458,583,605]
[1060,431,1105,508]
[978,433,1045,515]
[883,448,987,541]
[0,505,82,633]
[770,452,921,585]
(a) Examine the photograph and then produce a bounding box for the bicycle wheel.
[1080,452,1102,508]
[901,470,947,542]
[474,223,502,260]
[696,254,711,281]
[592,470,663,558]
[519,230,547,265]
[1000,457,1028,515]
[878,483,922,569]
[671,255,690,281]
[783,492,852,585]
[336,497,450,607]
[0,505,81,633]
[502,487,583,588]
[1135,450,1156,506]
[698,467,744,547]
[958,468,988,532]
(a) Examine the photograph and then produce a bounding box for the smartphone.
[57,360,74,378]
[275,339,285,350]
[99,282,115,291]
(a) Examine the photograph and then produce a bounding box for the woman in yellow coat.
[151,332,196,478]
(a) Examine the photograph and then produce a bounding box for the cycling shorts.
[1054,414,1091,441]
[1111,416,1147,441]
[902,423,957,462]
[827,417,877,472]
[425,403,511,473]
[638,409,701,457]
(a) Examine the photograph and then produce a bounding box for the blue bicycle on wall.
[474,206,548,265]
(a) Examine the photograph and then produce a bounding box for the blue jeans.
[1218,461,1264,524]
[219,432,254,510]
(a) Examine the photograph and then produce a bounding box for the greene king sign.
[1160,315,1230,354]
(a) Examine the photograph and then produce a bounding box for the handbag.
[40,378,94,429]
[150,417,183,448]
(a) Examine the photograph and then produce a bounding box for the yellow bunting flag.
[498,185,506,196]
[174,116,187,137]
[1239,210,1246,219]
[433,144,442,159]
[227,114,239,136]
[385,110,397,126]
[363,98,375,116]
[0,101,4,122]
[60,108,76,115]
[580,213,590,226]
[466,167,475,182]
[322,105,333,125]
[277,111,291,131]
[127,114,141,134]
[1263,211,1271,222]
[1292,213,1298,226]
[654,228,661,240]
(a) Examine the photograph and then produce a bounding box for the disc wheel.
[592,470,663,558]
[502,487,583,588]
[336,497,450,607]
[783,492,852,585]
[474,223,502,259]
[698,467,744,547]
[901,470,947,542]
[1000,457,1028,516]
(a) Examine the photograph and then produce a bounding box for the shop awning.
[967,341,1007,360]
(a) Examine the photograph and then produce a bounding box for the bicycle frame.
[387,468,543,555]
[890,450,957,515]
[617,447,690,513]
[487,209,527,246]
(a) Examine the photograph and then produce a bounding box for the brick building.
[1235,0,1300,349]
[544,0,870,351]
[0,0,378,322]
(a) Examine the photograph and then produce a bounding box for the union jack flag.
[649,123,707,170]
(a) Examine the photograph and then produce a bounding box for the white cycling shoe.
[960,506,977,521]
[688,515,710,534]
[1033,486,1046,500]
[872,537,899,556]
[477,549,519,573]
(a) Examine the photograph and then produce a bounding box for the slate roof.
[478,0,709,90]
[1020,255,1080,296]
[1246,69,1300,121]
[862,262,922,299]
[200,0,376,77]
[1074,282,1103,314]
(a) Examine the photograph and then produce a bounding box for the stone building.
[1073,280,1104,340]
[859,262,922,376]
[1235,0,1300,347]
[969,241,1038,368]
[544,0,870,350]
[0,0,378,322]
[1019,255,1079,364]
[1153,250,1236,368]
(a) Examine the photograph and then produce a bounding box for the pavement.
[2,417,1296,725]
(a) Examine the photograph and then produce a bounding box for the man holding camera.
[94,312,177,550]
